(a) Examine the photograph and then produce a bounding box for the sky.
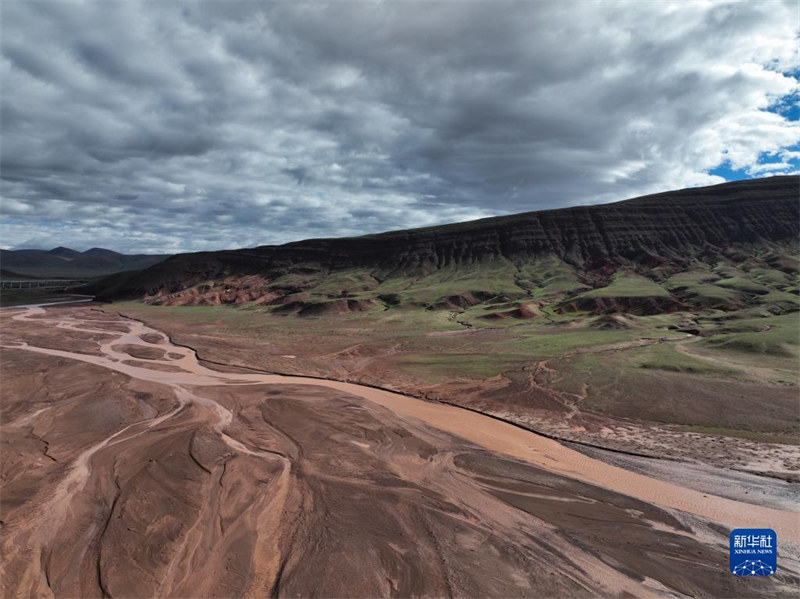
[1,0,798,254]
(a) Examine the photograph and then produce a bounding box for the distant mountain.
[0,247,170,279]
[83,247,126,258]
[90,176,799,317]
[0,268,36,281]
[47,246,84,259]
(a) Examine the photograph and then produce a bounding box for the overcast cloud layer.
[1,1,798,253]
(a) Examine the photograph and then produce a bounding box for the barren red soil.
[1,304,798,598]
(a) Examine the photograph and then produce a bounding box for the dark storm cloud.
[1,0,797,253]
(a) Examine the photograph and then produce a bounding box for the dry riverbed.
[1,303,798,597]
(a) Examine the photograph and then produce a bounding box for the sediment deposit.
[1,304,798,598]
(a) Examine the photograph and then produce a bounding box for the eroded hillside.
[90,176,798,318]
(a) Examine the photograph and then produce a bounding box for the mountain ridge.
[89,176,798,309]
[0,247,170,279]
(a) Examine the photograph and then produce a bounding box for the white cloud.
[0,0,797,253]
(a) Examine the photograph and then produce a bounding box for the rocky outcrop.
[480,303,540,320]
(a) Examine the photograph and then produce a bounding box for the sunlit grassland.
[634,344,738,375]
[665,269,739,300]
[497,327,638,358]
[666,424,799,446]
[395,353,525,382]
[114,297,799,369]
[514,257,588,298]
[698,312,800,357]
[715,276,771,294]
[377,258,526,305]
[577,272,670,298]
